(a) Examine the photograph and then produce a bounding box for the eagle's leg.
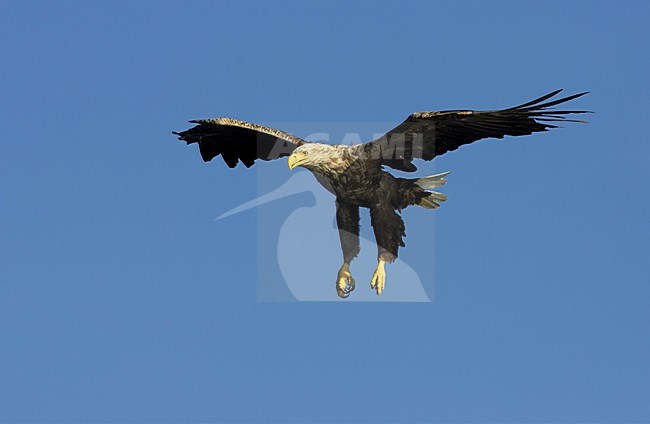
[369,204,405,296]
[370,258,386,295]
[335,200,361,299]
[336,263,355,299]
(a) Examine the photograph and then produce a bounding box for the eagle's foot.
[370,259,386,296]
[336,264,356,299]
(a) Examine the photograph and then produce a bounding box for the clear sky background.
[1,1,649,422]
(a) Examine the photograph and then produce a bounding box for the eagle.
[174,89,589,299]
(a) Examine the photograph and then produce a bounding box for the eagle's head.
[287,144,339,171]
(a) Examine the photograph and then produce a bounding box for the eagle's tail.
[415,171,450,209]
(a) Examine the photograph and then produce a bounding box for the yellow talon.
[370,259,386,295]
[336,263,355,298]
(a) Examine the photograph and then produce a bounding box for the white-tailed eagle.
[174,89,589,298]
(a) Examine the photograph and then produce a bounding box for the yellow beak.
[288,151,308,170]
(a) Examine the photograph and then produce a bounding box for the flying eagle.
[174,89,589,299]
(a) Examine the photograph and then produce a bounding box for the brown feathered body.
[298,143,429,209]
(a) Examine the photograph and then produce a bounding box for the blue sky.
[1,0,649,422]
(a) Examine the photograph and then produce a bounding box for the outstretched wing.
[366,89,590,172]
[174,117,307,168]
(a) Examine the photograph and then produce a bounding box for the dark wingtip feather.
[537,118,590,124]
[172,130,186,141]
[528,91,590,110]
[510,89,591,112]
[510,89,563,109]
